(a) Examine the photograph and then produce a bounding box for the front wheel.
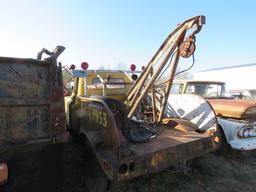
[210,126,231,155]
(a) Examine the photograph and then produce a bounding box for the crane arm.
[125,15,206,122]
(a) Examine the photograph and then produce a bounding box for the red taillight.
[81,62,89,70]
[141,66,145,71]
[130,64,136,72]
[69,64,76,70]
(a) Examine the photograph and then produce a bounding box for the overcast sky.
[0,0,255,72]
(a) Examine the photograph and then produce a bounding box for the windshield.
[186,83,233,98]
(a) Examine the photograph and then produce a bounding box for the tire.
[67,125,80,143]
[80,134,110,192]
[214,126,231,155]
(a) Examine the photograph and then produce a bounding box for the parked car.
[229,89,256,100]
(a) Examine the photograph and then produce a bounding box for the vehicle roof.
[75,69,140,74]
[173,79,225,84]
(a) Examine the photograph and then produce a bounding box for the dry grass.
[111,152,256,192]
[1,143,256,192]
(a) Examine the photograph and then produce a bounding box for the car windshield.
[186,83,233,98]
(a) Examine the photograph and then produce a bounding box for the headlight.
[238,127,256,138]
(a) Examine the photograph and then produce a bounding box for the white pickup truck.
[166,80,256,151]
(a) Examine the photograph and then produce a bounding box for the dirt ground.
[1,142,256,192]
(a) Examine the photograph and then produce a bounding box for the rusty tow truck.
[64,15,220,191]
[0,46,68,185]
[168,79,256,151]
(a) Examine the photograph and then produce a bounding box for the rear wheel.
[67,125,80,143]
[80,134,110,192]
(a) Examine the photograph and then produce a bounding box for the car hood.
[208,99,256,119]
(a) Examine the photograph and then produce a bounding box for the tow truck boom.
[125,15,205,122]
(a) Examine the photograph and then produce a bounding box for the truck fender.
[79,129,103,151]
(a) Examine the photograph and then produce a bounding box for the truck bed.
[135,125,210,156]
[0,57,67,153]
[99,119,213,181]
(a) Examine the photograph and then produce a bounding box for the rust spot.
[151,151,166,167]
[51,87,63,102]
[208,99,256,119]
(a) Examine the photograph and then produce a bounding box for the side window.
[187,84,207,96]
[206,85,218,96]
[92,78,125,89]
[92,78,101,85]
[170,84,183,94]
[186,84,194,93]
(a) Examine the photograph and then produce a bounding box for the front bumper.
[230,138,256,150]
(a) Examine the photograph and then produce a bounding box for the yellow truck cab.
[63,67,135,130]
[77,70,133,100]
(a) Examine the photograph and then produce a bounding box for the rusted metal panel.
[0,106,50,144]
[0,59,50,101]
[96,120,213,181]
[208,99,256,119]
[0,56,68,153]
